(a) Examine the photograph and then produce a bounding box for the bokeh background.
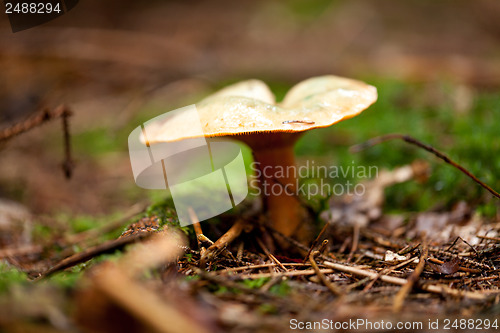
[1,0,499,217]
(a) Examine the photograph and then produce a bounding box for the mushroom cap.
[145,75,377,145]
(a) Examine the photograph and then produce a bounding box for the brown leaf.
[427,257,461,275]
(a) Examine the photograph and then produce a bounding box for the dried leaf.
[427,257,461,275]
[384,250,407,262]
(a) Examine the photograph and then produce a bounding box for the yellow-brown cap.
[145,75,377,144]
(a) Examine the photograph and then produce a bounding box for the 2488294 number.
[5,2,61,14]
[443,318,498,330]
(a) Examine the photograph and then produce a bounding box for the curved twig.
[350,133,500,199]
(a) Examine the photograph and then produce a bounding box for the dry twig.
[323,261,496,300]
[0,105,74,178]
[392,242,428,312]
[199,219,246,266]
[309,241,343,296]
[350,133,500,199]
[36,232,154,279]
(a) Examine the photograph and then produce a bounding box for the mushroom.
[146,75,377,238]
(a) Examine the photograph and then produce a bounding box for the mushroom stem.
[252,145,302,237]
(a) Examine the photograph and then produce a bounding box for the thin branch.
[347,224,360,263]
[223,268,336,280]
[35,232,154,279]
[0,105,70,140]
[193,267,302,312]
[392,242,428,312]
[215,262,316,274]
[350,133,500,199]
[188,207,204,250]
[199,219,244,266]
[309,246,343,296]
[0,104,74,179]
[323,260,493,300]
[64,202,149,245]
[303,220,330,263]
[363,256,419,292]
[61,107,73,179]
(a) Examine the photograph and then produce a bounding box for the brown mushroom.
[146,75,377,238]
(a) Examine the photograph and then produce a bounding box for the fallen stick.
[217,262,316,274]
[256,237,288,272]
[64,202,148,245]
[323,261,496,300]
[230,268,335,280]
[309,248,343,296]
[392,243,428,312]
[35,232,153,279]
[199,219,245,266]
[194,267,302,312]
[0,105,74,179]
[363,255,419,292]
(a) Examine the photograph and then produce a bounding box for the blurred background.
[0,0,499,218]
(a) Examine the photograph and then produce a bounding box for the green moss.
[73,127,121,156]
[285,0,339,22]
[70,215,102,233]
[240,278,290,296]
[0,263,28,294]
[207,283,240,295]
[145,197,194,238]
[241,277,269,289]
[476,202,499,218]
[32,224,54,241]
[184,275,200,282]
[46,270,82,289]
[258,303,278,314]
[269,281,291,296]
